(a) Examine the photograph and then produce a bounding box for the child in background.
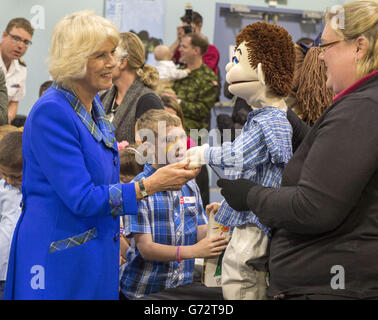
[39,80,53,97]
[0,131,23,299]
[119,144,144,184]
[0,125,21,138]
[118,144,145,266]
[119,109,227,300]
[154,45,190,81]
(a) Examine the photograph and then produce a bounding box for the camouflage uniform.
[173,63,219,132]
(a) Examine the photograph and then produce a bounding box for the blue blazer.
[4,85,138,300]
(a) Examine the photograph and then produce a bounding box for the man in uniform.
[0,18,34,124]
[173,32,219,133]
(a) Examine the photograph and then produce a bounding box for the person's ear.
[194,46,201,56]
[257,63,266,86]
[120,57,128,70]
[355,36,369,60]
[196,23,203,33]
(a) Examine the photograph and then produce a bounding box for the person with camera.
[170,10,220,75]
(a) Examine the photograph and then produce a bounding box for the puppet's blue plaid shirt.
[120,163,208,299]
[206,106,293,238]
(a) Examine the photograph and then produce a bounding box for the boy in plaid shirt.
[120,109,228,300]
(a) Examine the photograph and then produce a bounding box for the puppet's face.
[225,41,265,106]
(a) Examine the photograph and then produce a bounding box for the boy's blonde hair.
[0,125,20,140]
[326,1,378,79]
[136,109,182,137]
[0,131,23,172]
[48,10,120,89]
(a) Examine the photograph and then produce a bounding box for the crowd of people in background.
[0,0,377,300]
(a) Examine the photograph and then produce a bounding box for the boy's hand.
[119,235,130,266]
[185,144,209,169]
[193,235,228,258]
[205,202,221,216]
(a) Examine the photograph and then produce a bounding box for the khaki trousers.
[221,223,269,300]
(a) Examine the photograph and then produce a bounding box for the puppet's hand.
[185,144,209,169]
[217,178,257,212]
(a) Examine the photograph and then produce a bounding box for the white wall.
[1,0,347,115]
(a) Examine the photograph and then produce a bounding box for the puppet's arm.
[186,119,267,170]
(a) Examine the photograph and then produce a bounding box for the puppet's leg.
[221,224,269,300]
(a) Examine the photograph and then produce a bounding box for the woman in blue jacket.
[4,11,199,300]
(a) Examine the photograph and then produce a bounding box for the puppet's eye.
[232,56,239,64]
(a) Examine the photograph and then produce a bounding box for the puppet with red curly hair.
[186,22,295,300]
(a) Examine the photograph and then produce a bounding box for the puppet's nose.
[225,62,233,73]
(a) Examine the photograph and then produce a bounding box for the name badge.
[180,196,196,205]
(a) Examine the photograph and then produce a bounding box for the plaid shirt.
[120,163,208,299]
[205,107,292,237]
[53,83,127,217]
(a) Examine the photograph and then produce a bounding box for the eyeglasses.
[318,40,344,53]
[7,33,32,46]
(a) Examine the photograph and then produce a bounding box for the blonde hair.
[0,125,21,140]
[326,1,378,79]
[136,109,182,136]
[117,32,159,90]
[154,45,172,61]
[48,10,120,89]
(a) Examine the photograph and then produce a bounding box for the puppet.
[186,22,295,300]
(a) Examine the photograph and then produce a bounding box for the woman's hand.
[144,160,200,195]
[191,236,228,258]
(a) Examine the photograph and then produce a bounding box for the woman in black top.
[218,0,378,299]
